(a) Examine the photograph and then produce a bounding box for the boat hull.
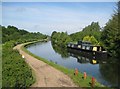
[67,47,108,60]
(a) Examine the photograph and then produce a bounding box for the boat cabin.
[91,46,103,51]
[78,40,91,45]
[67,40,106,52]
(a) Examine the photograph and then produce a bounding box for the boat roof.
[90,45,102,47]
[82,41,91,44]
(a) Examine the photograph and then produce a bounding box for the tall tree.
[70,22,101,42]
[101,2,120,57]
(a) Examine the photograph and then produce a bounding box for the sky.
[2,2,117,35]
[1,0,118,2]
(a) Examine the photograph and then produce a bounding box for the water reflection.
[68,48,119,87]
[27,41,119,87]
[99,58,119,87]
[51,41,69,58]
[67,48,98,65]
[51,41,106,64]
[51,42,119,87]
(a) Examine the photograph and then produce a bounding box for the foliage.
[51,31,72,48]
[70,31,84,42]
[0,26,2,44]
[2,41,35,87]
[51,22,101,47]
[101,3,120,57]
[1,25,47,43]
[83,35,99,45]
[1,25,48,87]
[70,22,101,42]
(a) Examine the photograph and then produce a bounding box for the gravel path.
[14,43,77,87]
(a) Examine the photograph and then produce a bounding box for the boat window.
[78,41,82,44]
[99,47,102,51]
[68,44,70,47]
[72,45,74,47]
[82,46,85,49]
[86,46,90,50]
[93,47,97,51]
[78,45,81,48]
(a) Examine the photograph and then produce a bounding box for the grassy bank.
[2,41,35,87]
[21,41,111,88]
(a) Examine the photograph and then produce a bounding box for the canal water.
[26,41,119,87]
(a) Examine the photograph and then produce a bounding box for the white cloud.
[2,2,115,35]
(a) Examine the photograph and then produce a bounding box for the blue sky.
[2,2,116,35]
[1,0,118,2]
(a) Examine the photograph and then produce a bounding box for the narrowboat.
[67,40,107,58]
[68,49,108,64]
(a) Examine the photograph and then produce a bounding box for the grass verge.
[2,41,35,87]
[21,40,111,88]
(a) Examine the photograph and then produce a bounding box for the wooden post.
[84,72,87,79]
[91,77,95,87]
[74,68,78,76]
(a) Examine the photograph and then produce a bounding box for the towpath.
[14,43,77,87]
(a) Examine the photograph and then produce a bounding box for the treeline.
[51,22,101,47]
[2,25,48,87]
[51,31,72,48]
[1,25,47,44]
[51,2,120,57]
[70,22,101,42]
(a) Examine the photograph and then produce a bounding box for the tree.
[83,35,98,45]
[90,36,99,45]
[2,25,47,43]
[101,2,120,57]
[70,22,101,42]
[51,31,72,48]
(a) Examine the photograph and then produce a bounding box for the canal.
[26,41,118,87]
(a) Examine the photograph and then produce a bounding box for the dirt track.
[14,43,77,87]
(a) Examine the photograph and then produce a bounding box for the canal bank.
[20,40,110,88]
[14,40,77,87]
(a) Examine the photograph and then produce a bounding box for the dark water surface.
[26,41,119,87]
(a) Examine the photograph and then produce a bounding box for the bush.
[2,40,35,87]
